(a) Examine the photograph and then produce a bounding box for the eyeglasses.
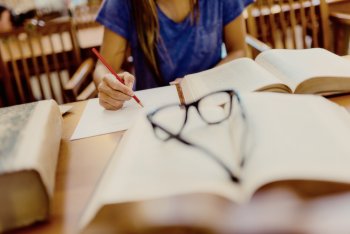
[147,90,246,183]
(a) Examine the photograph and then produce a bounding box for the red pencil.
[91,48,144,108]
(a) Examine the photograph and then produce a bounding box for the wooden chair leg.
[333,23,349,55]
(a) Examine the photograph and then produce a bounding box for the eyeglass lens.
[197,91,232,124]
[151,91,232,139]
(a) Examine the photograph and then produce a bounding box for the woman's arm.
[218,14,247,65]
[93,27,135,110]
[93,27,129,84]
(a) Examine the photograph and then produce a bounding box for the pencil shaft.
[92,48,144,107]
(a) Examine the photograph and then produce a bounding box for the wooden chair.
[64,57,97,102]
[245,0,332,57]
[330,12,350,55]
[0,18,97,107]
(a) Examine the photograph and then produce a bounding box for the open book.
[79,92,350,233]
[181,48,350,103]
[0,100,62,232]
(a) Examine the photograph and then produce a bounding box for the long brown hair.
[130,0,199,85]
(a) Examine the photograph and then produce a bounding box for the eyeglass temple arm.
[156,124,240,183]
[179,136,240,183]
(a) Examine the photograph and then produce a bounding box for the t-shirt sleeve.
[223,0,254,25]
[95,0,132,40]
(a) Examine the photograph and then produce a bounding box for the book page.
[59,105,72,115]
[70,86,179,140]
[80,107,244,230]
[255,48,350,93]
[238,93,350,199]
[182,58,291,103]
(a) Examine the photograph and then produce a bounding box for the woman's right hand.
[97,72,135,110]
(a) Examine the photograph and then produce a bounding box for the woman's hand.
[97,72,135,110]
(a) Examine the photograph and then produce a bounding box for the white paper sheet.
[70,86,179,140]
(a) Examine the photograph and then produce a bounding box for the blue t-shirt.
[96,0,252,90]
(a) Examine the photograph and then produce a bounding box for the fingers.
[99,98,121,111]
[98,78,132,101]
[97,72,136,110]
[103,73,134,96]
[120,72,135,90]
[98,92,124,110]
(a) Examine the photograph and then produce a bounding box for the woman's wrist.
[93,63,109,87]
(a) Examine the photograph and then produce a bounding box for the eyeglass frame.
[146,89,246,183]
[147,89,243,138]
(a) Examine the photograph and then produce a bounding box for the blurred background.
[0,0,349,108]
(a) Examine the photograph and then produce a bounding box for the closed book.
[0,100,62,232]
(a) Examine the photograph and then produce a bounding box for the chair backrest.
[245,0,331,55]
[63,57,97,102]
[0,18,82,106]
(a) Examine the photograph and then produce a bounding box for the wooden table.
[13,55,350,233]
[10,88,350,233]
[15,101,122,234]
[328,0,350,55]
[48,16,103,51]
[328,0,350,14]
[77,26,103,50]
[77,25,103,60]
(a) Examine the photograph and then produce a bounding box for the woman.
[94,0,252,110]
